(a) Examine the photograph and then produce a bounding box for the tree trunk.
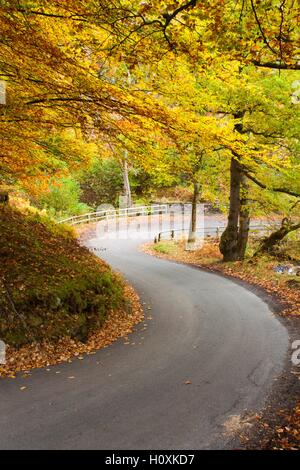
[122,150,132,208]
[188,182,200,243]
[255,218,300,255]
[219,111,251,262]
[219,157,242,261]
[0,192,9,204]
[237,173,250,259]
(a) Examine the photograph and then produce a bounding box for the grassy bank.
[0,206,138,350]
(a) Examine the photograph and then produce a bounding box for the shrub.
[36,176,91,218]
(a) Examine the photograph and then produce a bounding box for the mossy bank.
[0,206,128,347]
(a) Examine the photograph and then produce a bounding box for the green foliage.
[36,176,91,218]
[80,158,124,208]
[153,241,177,255]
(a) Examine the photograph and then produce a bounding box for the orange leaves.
[0,2,174,186]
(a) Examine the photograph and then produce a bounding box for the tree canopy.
[0,0,299,258]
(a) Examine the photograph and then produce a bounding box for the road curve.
[0,231,288,449]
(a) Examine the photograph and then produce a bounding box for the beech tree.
[115,56,299,258]
[0,1,174,190]
[1,0,299,261]
[209,67,300,260]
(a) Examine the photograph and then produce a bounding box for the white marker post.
[0,340,6,365]
[0,81,6,105]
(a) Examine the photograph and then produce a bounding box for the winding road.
[0,217,289,449]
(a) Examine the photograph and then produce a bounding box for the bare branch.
[253,60,300,70]
[244,171,300,199]
[250,0,278,55]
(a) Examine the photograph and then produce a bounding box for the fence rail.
[58,205,282,243]
[57,204,169,225]
[155,224,280,242]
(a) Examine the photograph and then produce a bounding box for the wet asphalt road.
[0,222,288,449]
